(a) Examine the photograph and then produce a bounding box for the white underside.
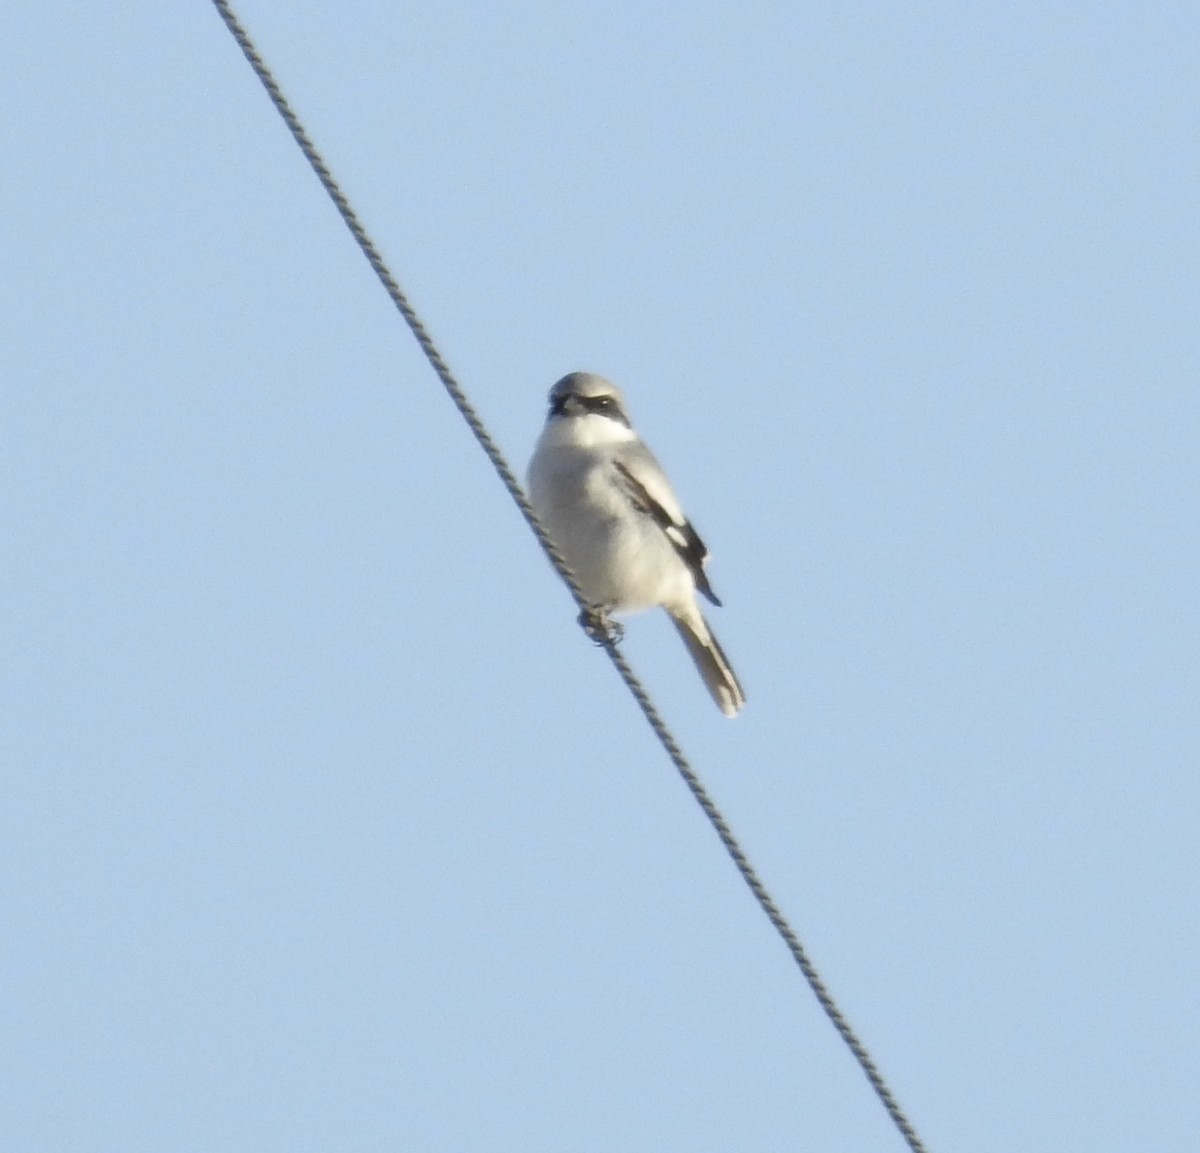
[529,445,696,615]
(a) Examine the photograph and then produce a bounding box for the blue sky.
[3,2,1198,1150]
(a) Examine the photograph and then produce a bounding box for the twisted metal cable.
[209,4,929,1150]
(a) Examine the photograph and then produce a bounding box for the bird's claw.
[579,607,623,646]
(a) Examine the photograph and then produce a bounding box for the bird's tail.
[669,606,746,718]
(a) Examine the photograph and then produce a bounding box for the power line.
[207,4,931,1150]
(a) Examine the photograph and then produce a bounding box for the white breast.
[528,429,695,614]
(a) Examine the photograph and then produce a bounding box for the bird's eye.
[596,396,612,408]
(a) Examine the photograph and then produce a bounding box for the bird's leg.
[579,605,624,646]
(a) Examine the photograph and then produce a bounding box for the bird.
[527,371,746,717]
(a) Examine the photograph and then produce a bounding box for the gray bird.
[527,372,746,717]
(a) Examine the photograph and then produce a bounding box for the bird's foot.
[579,606,623,646]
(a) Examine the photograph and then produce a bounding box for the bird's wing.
[612,446,721,607]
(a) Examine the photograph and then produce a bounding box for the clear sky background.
[3,2,1197,1150]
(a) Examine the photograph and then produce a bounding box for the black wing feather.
[613,460,721,606]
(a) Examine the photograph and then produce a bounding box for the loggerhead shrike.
[527,372,746,717]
